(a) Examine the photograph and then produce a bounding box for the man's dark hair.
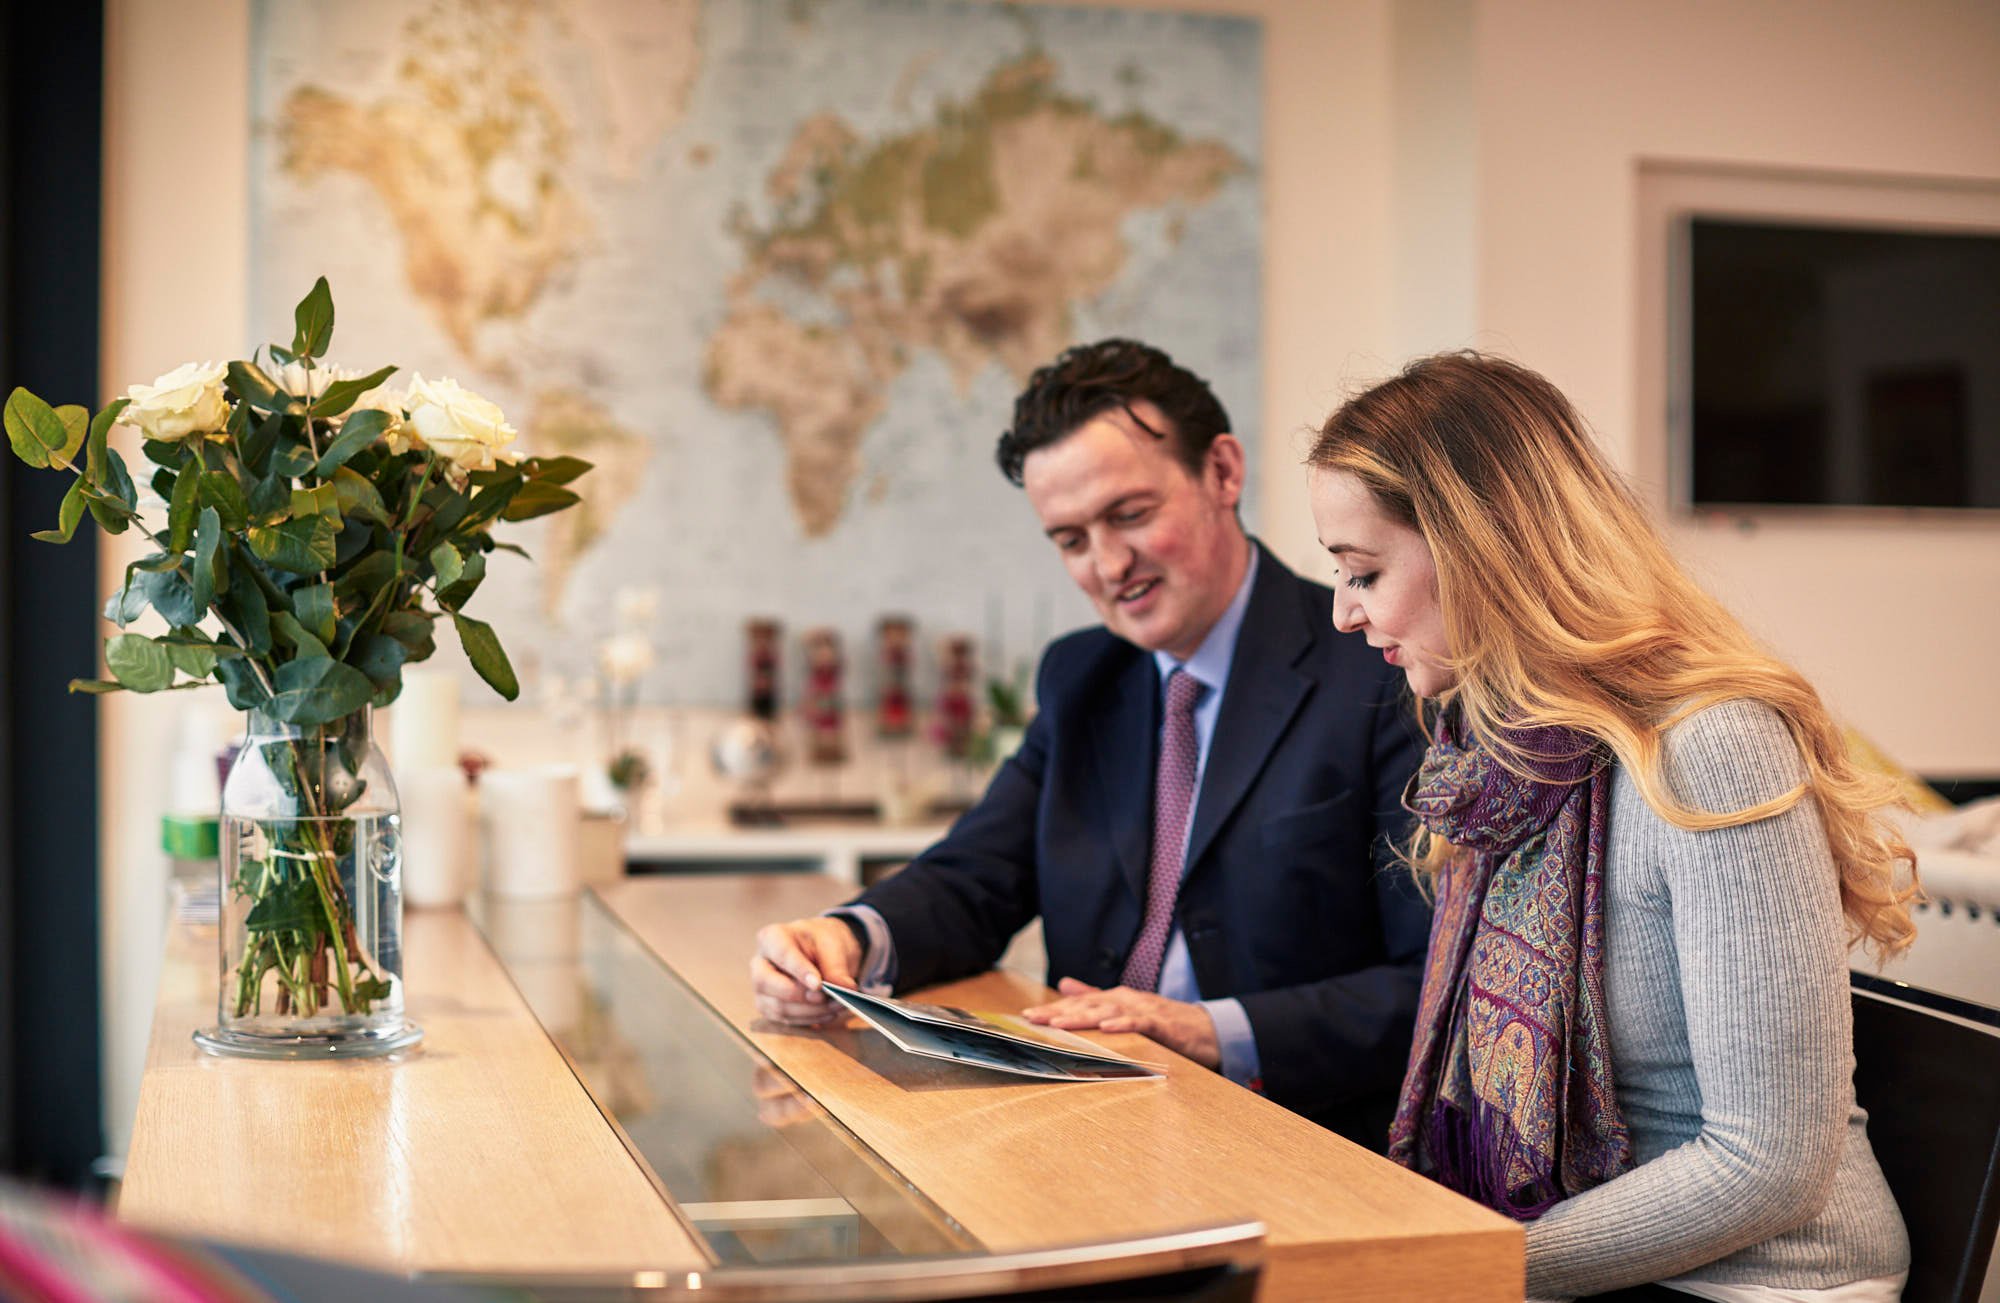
[995,338,1233,485]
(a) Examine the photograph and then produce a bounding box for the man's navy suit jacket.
[854,543,1430,1145]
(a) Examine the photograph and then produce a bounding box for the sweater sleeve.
[1524,701,1855,1299]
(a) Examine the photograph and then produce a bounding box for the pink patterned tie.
[1122,669,1204,991]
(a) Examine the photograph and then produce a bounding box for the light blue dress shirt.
[839,548,1264,1088]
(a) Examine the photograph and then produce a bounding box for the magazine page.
[822,984,1166,1081]
[822,983,1159,1066]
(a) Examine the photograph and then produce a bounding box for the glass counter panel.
[469,890,975,1266]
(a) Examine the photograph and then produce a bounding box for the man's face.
[1022,400,1248,661]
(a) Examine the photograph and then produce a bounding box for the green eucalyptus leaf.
[459,477,522,532]
[313,408,388,476]
[69,679,126,695]
[85,495,133,535]
[291,277,335,360]
[308,366,395,420]
[335,551,397,598]
[333,518,375,567]
[87,399,129,478]
[4,387,65,468]
[289,483,340,521]
[292,582,337,646]
[523,454,592,485]
[271,443,317,478]
[379,610,435,657]
[219,570,271,655]
[269,344,297,367]
[166,466,200,552]
[103,581,149,626]
[31,480,88,544]
[163,636,218,678]
[488,541,532,560]
[240,410,283,474]
[271,610,330,659]
[330,465,389,525]
[428,542,464,590]
[352,633,412,692]
[247,473,291,524]
[102,553,172,627]
[424,487,471,538]
[52,405,88,468]
[499,481,581,522]
[139,568,201,628]
[105,633,175,692]
[437,551,485,611]
[141,438,187,468]
[268,656,374,727]
[226,360,292,416]
[248,516,337,574]
[195,471,250,531]
[103,447,138,509]
[452,612,518,700]
[192,508,222,611]
[212,655,269,710]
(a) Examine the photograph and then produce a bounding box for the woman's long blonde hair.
[1308,351,1917,958]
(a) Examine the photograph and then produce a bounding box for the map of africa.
[250,0,1261,704]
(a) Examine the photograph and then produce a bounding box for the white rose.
[276,360,359,402]
[122,361,230,442]
[405,373,520,471]
[348,386,417,452]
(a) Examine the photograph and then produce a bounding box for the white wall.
[1470,0,2000,775]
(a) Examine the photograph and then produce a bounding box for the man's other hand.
[1021,977,1220,1069]
[751,916,863,1025]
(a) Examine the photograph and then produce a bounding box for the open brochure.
[821,983,1167,1082]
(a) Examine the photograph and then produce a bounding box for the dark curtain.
[1,0,107,1186]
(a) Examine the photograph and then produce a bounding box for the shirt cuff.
[824,905,897,994]
[1202,997,1262,1089]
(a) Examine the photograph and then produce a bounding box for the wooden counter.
[118,909,706,1275]
[120,874,1522,1300]
[598,874,1523,1303]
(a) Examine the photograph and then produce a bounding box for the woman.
[1305,352,1915,1302]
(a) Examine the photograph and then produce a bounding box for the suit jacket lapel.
[1090,651,1158,905]
[1184,543,1315,877]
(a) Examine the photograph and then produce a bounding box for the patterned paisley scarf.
[1386,707,1632,1219]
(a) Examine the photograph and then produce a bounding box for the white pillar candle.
[480,765,582,899]
[393,666,461,772]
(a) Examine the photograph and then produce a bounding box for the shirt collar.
[1153,542,1259,694]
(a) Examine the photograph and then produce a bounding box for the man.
[751,339,1427,1144]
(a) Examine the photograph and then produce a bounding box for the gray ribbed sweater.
[1523,699,1910,1298]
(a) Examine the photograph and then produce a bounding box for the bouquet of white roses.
[5,278,587,1030]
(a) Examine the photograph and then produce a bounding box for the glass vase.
[195,706,422,1058]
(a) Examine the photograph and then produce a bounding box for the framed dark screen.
[1688,218,2000,511]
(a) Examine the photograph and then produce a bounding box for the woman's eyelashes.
[1345,571,1377,591]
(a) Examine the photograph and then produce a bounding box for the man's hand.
[1022,977,1220,1069]
[751,916,863,1025]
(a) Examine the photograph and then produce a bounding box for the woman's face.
[1307,468,1454,697]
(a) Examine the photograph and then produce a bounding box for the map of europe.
[250,0,1262,703]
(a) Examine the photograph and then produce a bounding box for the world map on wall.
[250,0,1262,704]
